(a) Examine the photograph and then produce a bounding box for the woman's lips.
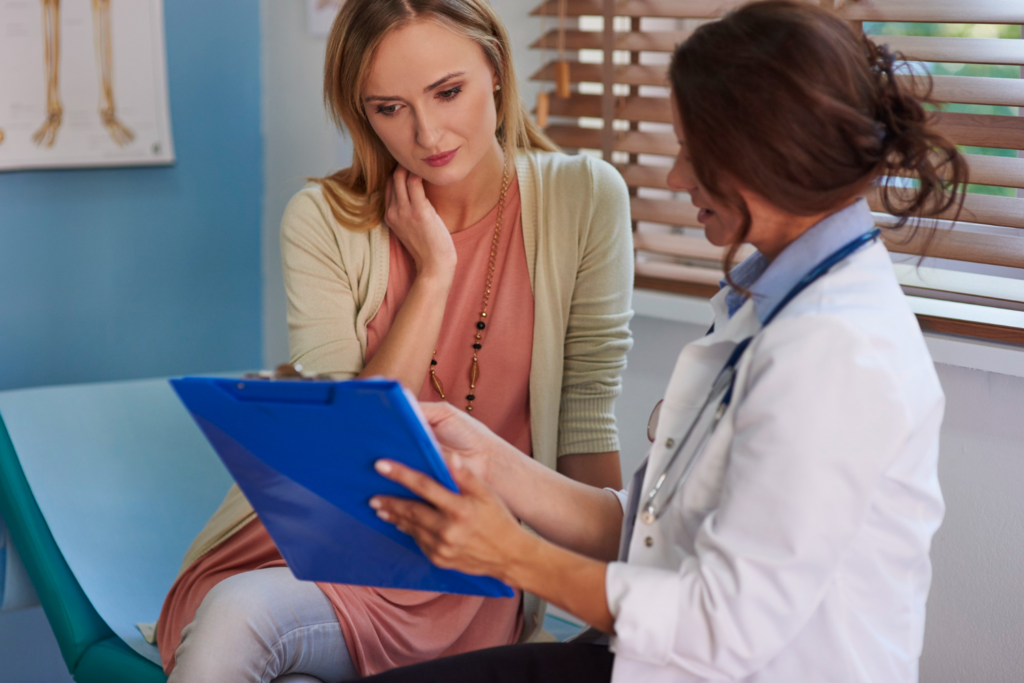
[425,148,458,167]
[697,207,715,224]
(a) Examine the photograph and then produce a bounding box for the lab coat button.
[665,438,675,448]
[644,537,654,547]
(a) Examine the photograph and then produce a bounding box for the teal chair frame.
[0,416,166,683]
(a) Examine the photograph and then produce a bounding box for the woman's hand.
[418,402,518,486]
[370,455,532,584]
[384,166,457,279]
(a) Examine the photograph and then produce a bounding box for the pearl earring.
[494,84,501,91]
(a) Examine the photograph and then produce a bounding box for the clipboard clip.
[242,363,331,381]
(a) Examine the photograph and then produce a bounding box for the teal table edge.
[0,413,166,682]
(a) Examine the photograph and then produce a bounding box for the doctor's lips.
[425,148,459,167]
[695,204,716,224]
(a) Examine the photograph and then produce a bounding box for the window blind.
[530,0,1024,344]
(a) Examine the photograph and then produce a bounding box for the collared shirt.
[723,198,877,321]
[606,216,945,683]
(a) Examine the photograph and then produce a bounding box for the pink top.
[159,178,535,677]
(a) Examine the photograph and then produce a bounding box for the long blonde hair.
[317,0,557,230]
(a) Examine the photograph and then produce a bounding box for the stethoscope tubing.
[641,229,881,525]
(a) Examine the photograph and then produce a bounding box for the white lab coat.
[607,240,945,682]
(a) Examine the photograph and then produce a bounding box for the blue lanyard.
[641,228,880,524]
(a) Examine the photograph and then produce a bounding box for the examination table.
[0,378,580,682]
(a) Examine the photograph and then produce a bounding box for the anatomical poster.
[0,0,174,172]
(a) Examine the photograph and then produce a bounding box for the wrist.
[500,529,545,589]
[484,440,521,490]
[413,266,455,292]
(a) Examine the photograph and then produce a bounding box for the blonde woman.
[156,1,633,681]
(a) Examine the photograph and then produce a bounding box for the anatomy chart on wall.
[0,0,174,172]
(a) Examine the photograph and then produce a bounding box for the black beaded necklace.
[429,164,512,413]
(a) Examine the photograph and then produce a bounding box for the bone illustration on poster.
[33,0,61,146]
[93,0,133,145]
[33,0,134,149]
[0,0,172,171]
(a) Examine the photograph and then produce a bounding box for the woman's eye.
[438,86,462,101]
[376,104,399,117]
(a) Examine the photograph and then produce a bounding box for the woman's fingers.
[391,166,410,207]
[375,459,461,511]
[419,401,462,426]
[406,172,428,209]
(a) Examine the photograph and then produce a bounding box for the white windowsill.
[633,289,1024,380]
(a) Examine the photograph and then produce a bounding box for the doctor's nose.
[666,162,697,193]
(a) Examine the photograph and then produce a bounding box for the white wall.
[260,0,353,366]
[260,0,540,367]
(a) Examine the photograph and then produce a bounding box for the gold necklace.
[429,165,512,413]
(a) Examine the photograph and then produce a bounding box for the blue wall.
[0,0,263,391]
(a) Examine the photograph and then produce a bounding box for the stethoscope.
[640,228,881,525]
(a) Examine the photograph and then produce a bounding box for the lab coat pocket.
[653,340,742,446]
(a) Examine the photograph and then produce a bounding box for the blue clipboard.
[170,376,514,598]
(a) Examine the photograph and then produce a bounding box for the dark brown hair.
[669,0,967,275]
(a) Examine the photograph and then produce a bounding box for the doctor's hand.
[370,456,530,584]
[384,166,457,279]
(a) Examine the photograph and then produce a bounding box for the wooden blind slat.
[544,124,603,150]
[869,190,1024,230]
[532,0,1024,24]
[636,248,1024,307]
[926,75,1024,108]
[532,29,690,53]
[875,36,1024,67]
[962,154,1024,190]
[618,164,673,190]
[620,157,1024,191]
[541,92,1024,150]
[895,265,1024,306]
[635,231,755,263]
[551,115,1024,160]
[933,112,1024,151]
[544,124,675,156]
[632,200,1024,270]
[883,225,1024,270]
[635,260,724,286]
[532,32,1024,66]
[531,30,1024,67]
[909,299,1024,339]
[531,0,748,19]
[532,61,668,88]
[838,0,1024,24]
[632,196,701,227]
[539,91,670,121]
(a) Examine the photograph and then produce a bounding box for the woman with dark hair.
[364,2,965,682]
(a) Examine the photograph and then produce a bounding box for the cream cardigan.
[168,150,634,640]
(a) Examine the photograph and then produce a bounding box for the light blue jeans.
[167,567,358,683]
